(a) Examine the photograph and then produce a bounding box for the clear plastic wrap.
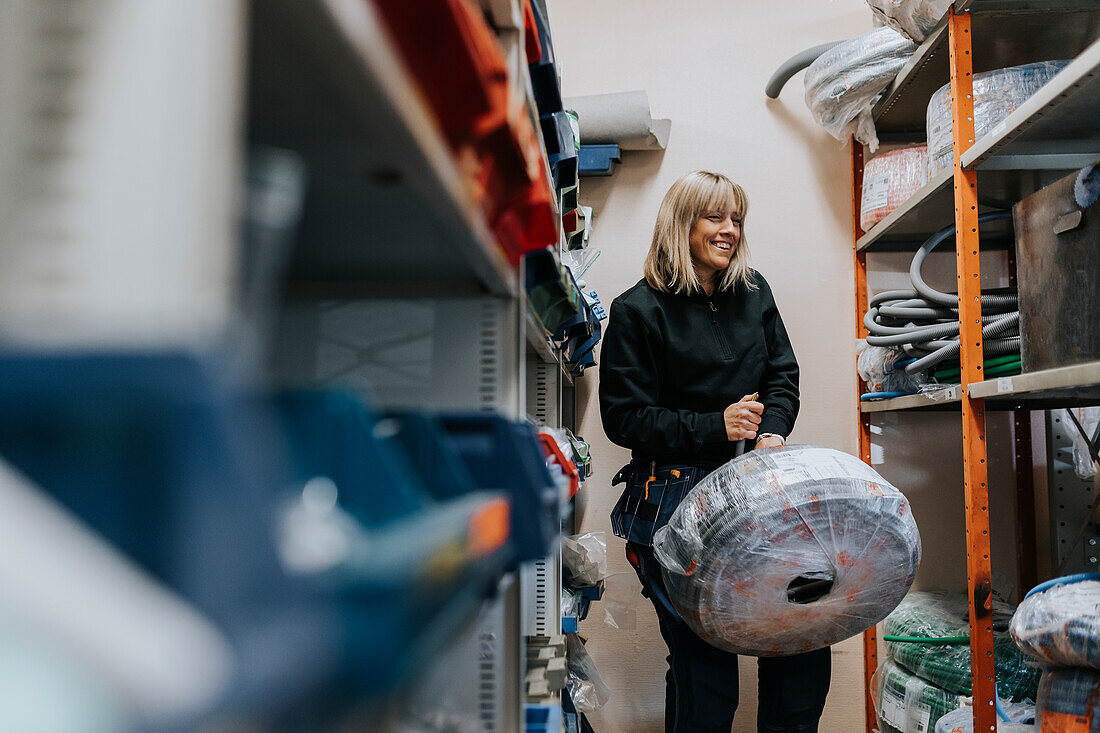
[860,145,928,231]
[858,343,930,394]
[875,657,964,733]
[562,532,607,588]
[1067,407,1100,480]
[926,61,1071,176]
[884,592,1042,701]
[867,0,952,43]
[1010,580,1100,670]
[565,634,611,714]
[934,699,1036,733]
[651,446,921,656]
[1036,667,1100,732]
[804,27,917,151]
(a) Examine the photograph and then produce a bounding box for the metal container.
[1014,168,1100,373]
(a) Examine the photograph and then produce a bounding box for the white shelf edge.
[961,36,1100,169]
[319,0,518,297]
[968,361,1100,400]
[860,386,962,413]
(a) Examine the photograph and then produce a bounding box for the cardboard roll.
[653,446,921,656]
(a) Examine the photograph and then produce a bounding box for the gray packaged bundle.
[804,27,916,151]
[1011,580,1100,670]
[652,446,921,656]
[926,61,1070,176]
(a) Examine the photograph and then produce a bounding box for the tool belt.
[609,458,724,547]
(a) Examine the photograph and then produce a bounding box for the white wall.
[548,2,1032,732]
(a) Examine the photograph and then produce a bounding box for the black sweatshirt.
[599,271,799,463]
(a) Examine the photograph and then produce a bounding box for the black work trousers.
[628,543,832,733]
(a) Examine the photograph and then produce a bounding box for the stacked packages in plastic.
[926,61,1070,176]
[805,27,917,151]
[652,446,921,656]
[874,592,1040,733]
[860,145,928,231]
[886,592,1041,701]
[1011,578,1100,730]
[876,658,963,733]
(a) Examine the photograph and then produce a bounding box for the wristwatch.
[757,433,785,444]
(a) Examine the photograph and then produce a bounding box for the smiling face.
[688,208,742,286]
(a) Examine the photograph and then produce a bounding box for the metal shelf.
[874,5,1100,135]
[962,36,1100,170]
[968,360,1100,406]
[860,387,962,413]
[248,0,517,296]
[856,167,1057,251]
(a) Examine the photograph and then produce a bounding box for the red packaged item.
[372,0,557,264]
[523,0,542,63]
[860,145,928,232]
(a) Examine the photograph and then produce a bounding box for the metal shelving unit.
[854,6,1100,732]
[250,0,518,297]
[251,0,583,729]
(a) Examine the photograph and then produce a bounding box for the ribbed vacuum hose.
[862,211,1021,376]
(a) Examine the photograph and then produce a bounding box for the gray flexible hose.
[905,314,1019,374]
[862,211,1021,378]
[765,41,846,99]
[910,212,1017,311]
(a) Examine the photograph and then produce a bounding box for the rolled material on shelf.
[926,60,1071,176]
[804,27,916,151]
[875,657,964,733]
[562,91,670,150]
[884,592,1041,701]
[867,0,952,43]
[860,145,928,231]
[652,446,921,656]
[1037,668,1100,732]
[1011,580,1100,670]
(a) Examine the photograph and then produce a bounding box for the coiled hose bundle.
[863,211,1020,377]
[1011,577,1100,670]
[652,446,920,656]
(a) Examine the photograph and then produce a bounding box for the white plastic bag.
[562,532,607,588]
[565,635,611,713]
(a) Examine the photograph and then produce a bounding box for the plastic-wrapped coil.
[926,61,1071,176]
[884,592,1041,701]
[860,145,928,231]
[875,657,964,733]
[1011,580,1100,670]
[934,700,1036,733]
[804,27,917,151]
[867,0,952,43]
[857,344,930,395]
[652,446,921,656]
[1037,668,1100,732]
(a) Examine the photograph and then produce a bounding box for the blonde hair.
[643,170,755,295]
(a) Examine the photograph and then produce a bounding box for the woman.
[599,170,831,732]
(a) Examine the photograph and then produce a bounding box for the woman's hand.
[723,395,763,441]
[754,434,784,450]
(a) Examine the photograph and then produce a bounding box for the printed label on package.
[864,172,891,211]
[880,693,906,730]
[769,449,885,488]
